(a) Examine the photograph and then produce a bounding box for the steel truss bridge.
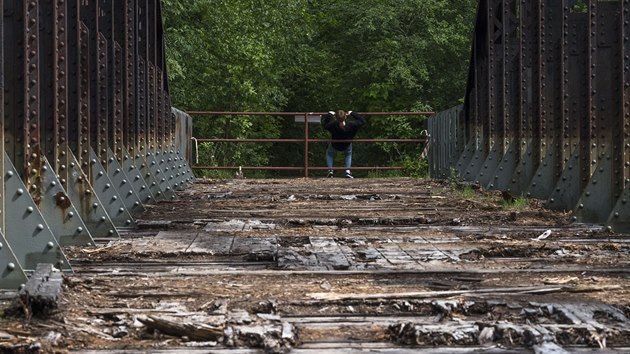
[0,0,193,288]
[2,0,630,289]
[429,0,630,233]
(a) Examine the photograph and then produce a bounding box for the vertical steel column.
[156,69,165,168]
[528,0,566,199]
[34,0,93,247]
[113,43,124,163]
[135,0,170,200]
[2,0,70,272]
[123,0,138,161]
[508,0,543,195]
[149,0,177,196]
[96,0,109,167]
[156,0,189,188]
[575,2,621,223]
[458,70,475,175]
[100,0,145,218]
[77,17,91,171]
[547,5,588,211]
[80,0,136,229]
[0,0,28,289]
[64,2,119,239]
[137,0,170,200]
[121,0,159,204]
[492,0,521,191]
[137,0,147,159]
[609,0,630,232]
[477,0,506,187]
[463,0,492,181]
[457,0,490,180]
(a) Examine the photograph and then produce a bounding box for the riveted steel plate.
[488,142,518,191]
[4,153,70,272]
[106,148,145,214]
[89,148,135,228]
[129,150,163,203]
[0,232,28,290]
[117,149,155,205]
[65,151,119,239]
[145,152,176,201]
[31,157,94,246]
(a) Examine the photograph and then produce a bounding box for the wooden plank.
[230,237,277,255]
[153,231,198,253]
[14,264,63,318]
[307,285,621,301]
[187,234,234,254]
[310,237,351,270]
[138,315,223,341]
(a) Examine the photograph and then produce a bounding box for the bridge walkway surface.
[1,178,630,353]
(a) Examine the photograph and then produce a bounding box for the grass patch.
[502,196,530,210]
[459,185,477,199]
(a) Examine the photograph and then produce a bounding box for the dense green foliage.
[162,0,477,177]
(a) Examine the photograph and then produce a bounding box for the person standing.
[322,110,366,178]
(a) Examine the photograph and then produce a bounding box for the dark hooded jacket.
[322,112,366,151]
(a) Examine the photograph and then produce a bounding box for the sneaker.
[345,172,354,179]
[327,171,334,178]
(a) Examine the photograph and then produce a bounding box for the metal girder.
[476,0,505,188]
[0,0,191,289]
[546,11,588,210]
[574,2,621,224]
[607,0,630,233]
[429,0,630,230]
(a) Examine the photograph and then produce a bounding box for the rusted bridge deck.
[2,178,630,353]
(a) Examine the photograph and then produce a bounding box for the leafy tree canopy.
[162,0,477,176]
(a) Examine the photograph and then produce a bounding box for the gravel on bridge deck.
[1,178,630,353]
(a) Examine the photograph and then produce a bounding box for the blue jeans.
[326,143,352,171]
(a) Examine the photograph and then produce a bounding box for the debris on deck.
[1,178,629,353]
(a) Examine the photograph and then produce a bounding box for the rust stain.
[55,191,72,210]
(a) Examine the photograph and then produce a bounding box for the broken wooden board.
[13,264,63,318]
